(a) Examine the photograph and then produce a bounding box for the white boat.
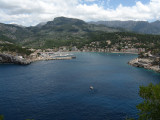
[90,86,94,90]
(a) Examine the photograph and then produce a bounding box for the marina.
[30,52,76,62]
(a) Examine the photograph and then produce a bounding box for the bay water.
[0,52,160,120]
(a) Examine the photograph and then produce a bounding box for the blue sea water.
[0,52,160,120]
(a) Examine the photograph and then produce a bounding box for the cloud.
[0,0,160,26]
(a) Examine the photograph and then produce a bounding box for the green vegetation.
[0,32,32,56]
[0,43,32,56]
[128,83,160,120]
[33,31,160,52]
[0,17,160,55]
[137,83,160,120]
[90,20,160,35]
[0,115,35,120]
[0,35,15,43]
[0,115,4,120]
[0,17,119,48]
[88,32,160,53]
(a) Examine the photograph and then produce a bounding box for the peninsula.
[128,52,160,73]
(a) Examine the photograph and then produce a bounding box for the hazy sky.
[0,0,159,26]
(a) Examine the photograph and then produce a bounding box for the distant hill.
[1,17,160,49]
[35,22,47,28]
[32,17,120,33]
[0,23,33,42]
[1,17,160,56]
[0,34,32,56]
[89,20,160,34]
[0,17,120,48]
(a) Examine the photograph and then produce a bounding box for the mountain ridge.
[0,17,120,48]
[0,17,160,49]
[89,20,160,34]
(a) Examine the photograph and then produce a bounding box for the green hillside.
[0,17,160,54]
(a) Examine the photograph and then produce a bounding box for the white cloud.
[0,0,160,26]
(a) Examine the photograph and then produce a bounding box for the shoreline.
[1,51,159,74]
[128,58,160,73]
[30,51,138,63]
[0,53,76,65]
[70,51,139,55]
[110,52,138,55]
[30,56,74,62]
[0,51,138,65]
[30,52,160,74]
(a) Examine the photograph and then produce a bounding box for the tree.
[0,115,4,120]
[128,83,160,120]
[117,46,122,51]
[137,83,160,120]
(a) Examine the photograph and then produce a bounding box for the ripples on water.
[0,52,160,120]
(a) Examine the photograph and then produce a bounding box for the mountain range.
[0,17,120,48]
[89,20,160,34]
[0,17,160,49]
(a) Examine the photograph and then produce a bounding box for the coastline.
[29,51,138,64]
[109,51,138,55]
[0,51,142,66]
[0,53,31,65]
[0,51,138,65]
[0,52,76,65]
[128,58,160,73]
[71,51,139,55]
[30,52,160,74]
[1,51,160,74]
[30,56,74,62]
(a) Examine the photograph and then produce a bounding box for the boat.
[90,86,94,90]
[71,56,76,59]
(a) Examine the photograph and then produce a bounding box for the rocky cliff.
[0,53,31,65]
[128,58,160,73]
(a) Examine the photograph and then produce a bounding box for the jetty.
[0,52,76,65]
[30,52,76,62]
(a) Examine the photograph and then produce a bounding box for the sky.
[0,0,159,26]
